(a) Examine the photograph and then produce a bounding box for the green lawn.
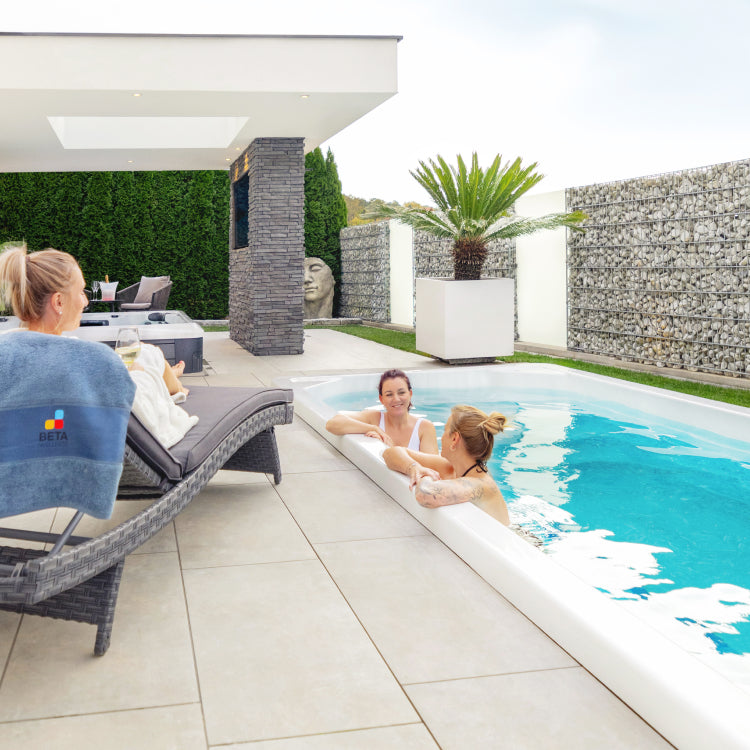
[310,324,750,409]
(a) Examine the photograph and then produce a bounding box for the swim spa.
[286,364,750,750]
[0,311,204,373]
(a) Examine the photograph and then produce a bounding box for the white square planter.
[415,277,515,361]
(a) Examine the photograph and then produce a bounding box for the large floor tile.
[0,507,58,551]
[0,703,206,750]
[207,468,271,486]
[175,483,314,569]
[274,422,352,473]
[0,611,20,670]
[405,668,672,749]
[222,723,439,749]
[317,536,575,684]
[0,552,198,721]
[200,372,265,387]
[184,559,417,745]
[277,470,428,543]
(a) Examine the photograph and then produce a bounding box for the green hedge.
[0,171,230,319]
[304,148,347,314]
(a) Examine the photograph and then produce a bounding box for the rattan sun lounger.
[0,384,293,655]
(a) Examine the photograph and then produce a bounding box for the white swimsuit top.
[380,413,423,451]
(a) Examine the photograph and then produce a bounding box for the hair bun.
[481,412,507,435]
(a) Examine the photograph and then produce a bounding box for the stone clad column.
[229,137,305,355]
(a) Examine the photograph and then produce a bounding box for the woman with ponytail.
[383,404,509,525]
[0,244,89,335]
[0,244,187,398]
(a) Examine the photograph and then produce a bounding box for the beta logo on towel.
[40,409,67,442]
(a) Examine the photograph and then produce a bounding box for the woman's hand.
[364,428,394,447]
[407,461,440,490]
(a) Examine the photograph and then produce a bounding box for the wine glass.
[115,327,141,368]
[92,280,100,300]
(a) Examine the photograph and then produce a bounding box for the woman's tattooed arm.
[415,477,485,508]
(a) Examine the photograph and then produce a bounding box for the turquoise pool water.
[330,386,750,683]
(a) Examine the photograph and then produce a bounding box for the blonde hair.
[0,244,80,323]
[449,404,507,462]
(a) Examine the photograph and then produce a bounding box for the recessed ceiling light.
[225,157,231,162]
[300,94,310,99]
[235,147,241,151]
[127,159,134,163]
[132,93,141,97]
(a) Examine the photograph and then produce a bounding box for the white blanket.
[129,344,198,449]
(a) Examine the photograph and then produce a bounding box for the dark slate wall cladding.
[340,222,390,321]
[567,158,750,378]
[229,138,305,355]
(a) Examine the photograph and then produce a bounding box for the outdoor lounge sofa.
[0,340,293,655]
[117,275,173,311]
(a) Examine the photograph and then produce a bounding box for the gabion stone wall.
[340,222,390,321]
[339,223,517,325]
[567,159,750,378]
[413,231,515,279]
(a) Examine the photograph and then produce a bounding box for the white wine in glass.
[115,327,141,367]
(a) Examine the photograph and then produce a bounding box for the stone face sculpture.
[303,257,335,319]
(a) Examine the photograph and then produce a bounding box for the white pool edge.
[281,364,750,750]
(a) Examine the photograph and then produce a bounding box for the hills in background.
[344,195,431,225]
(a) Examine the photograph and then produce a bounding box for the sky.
[2,0,749,203]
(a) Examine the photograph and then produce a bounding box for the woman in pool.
[0,244,186,396]
[383,404,510,525]
[325,369,438,453]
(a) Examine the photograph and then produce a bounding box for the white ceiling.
[0,33,400,172]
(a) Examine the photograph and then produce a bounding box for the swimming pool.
[285,364,750,750]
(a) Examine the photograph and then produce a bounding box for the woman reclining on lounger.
[326,369,438,453]
[383,404,510,525]
[0,244,195,446]
[0,244,186,393]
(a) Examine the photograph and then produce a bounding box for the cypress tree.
[49,173,85,259]
[304,148,327,257]
[304,147,347,314]
[113,172,138,283]
[210,171,230,319]
[0,173,24,243]
[80,172,115,281]
[183,171,214,319]
[132,171,156,279]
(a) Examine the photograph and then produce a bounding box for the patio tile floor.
[0,330,673,749]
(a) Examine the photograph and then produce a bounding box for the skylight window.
[47,116,249,150]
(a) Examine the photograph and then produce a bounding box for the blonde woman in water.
[383,404,509,525]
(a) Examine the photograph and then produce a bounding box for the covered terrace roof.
[0,32,400,172]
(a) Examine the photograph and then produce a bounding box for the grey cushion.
[126,385,293,481]
[120,302,152,311]
[134,275,170,304]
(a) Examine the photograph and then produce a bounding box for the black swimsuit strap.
[460,460,488,478]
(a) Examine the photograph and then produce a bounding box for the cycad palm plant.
[369,153,586,280]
